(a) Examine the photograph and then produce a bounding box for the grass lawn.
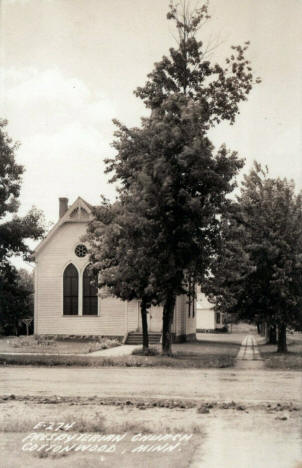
[131,332,246,368]
[259,333,302,370]
[0,352,236,368]
[0,335,121,355]
[0,332,244,368]
[170,331,245,360]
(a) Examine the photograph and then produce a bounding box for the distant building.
[196,289,224,332]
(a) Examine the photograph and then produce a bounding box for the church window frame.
[63,263,79,316]
[75,244,88,258]
[62,262,99,317]
[82,264,98,316]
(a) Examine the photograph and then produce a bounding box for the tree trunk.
[256,322,261,334]
[277,324,287,353]
[262,322,269,337]
[265,323,269,341]
[140,298,149,354]
[268,325,277,345]
[162,292,176,356]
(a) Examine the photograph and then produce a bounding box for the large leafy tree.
[204,163,302,352]
[0,119,44,334]
[106,96,243,354]
[100,1,259,354]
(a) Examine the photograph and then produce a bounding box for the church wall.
[126,301,139,333]
[34,207,197,341]
[173,295,196,342]
[184,295,197,341]
[35,222,129,337]
[174,295,185,336]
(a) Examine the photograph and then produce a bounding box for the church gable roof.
[34,196,93,257]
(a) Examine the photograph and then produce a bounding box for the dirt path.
[1,366,301,404]
[189,411,301,468]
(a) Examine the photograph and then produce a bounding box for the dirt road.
[1,366,301,403]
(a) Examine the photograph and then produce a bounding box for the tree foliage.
[203,162,302,352]
[85,197,164,352]
[89,1,259,354]
[100,95,244,354]
[0,264,34,335]
[0,120,45,265]
[0,119,44,334]
[134,1,260,126]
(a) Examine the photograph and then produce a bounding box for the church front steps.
[126,332,161,345]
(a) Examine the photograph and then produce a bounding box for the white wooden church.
[33,197,197,342]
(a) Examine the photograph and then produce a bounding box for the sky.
[0,0,302,267]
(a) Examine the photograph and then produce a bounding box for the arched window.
[63,264,79,315]
[83,265,98,316]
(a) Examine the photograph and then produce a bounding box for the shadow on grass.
[259,338,302,370]
[195,339,242,347]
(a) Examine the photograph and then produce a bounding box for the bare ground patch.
[0,399,301,468]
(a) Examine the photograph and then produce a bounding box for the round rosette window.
[75,244,88,258]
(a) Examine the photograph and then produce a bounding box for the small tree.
[85,198,163,353]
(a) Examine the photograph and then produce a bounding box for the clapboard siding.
[185,309,196,335]
[36,222,127,336]
[35,203,196,340]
